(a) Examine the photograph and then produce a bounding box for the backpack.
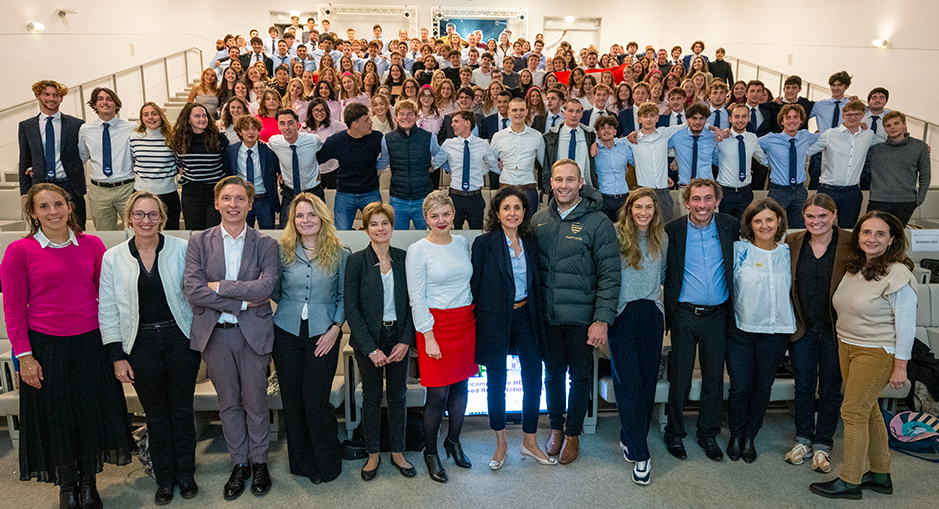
[882,408,939,462]
[905,339,939,413]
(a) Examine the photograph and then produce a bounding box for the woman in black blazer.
[471,186,557,471]
[344,202,417,481]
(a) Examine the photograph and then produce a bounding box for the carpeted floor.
[0,409,933,509]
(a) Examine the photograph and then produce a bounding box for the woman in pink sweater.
[1,184,134,509]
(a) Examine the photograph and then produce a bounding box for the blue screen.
[438,18,508,44]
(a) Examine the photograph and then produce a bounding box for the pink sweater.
[1,234,106,356]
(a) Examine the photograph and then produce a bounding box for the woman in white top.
[370,94,395,135]
[281,78,310,122]
[130,102,181,229]
[495,32,511,70]
[727,198,795,464]
[405,191,477,483]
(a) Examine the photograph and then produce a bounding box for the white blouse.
[381,269,396,321]
[733,240,796,334]
[405,236,473,333]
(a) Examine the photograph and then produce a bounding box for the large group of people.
[7,19,933,508]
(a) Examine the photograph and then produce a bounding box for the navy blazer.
[581,108,614,129]
[240,53,273,78]
[745,103,781,137]
[656,113,678,128]
[482,113,509,141]
[223,142,281,213]
[18,113,85,196]
[470,230,544,367]
[682,54,709,75]
[615,107,637,138]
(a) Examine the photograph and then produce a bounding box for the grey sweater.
[869,133,931,205]
[617,231,668,315]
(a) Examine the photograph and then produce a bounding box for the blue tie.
[550,114,559,128]
[44,117,56,181]
[676,113,683,125]
[830,100,841,129]
[713,109,721,129]
[737,135,747,182]
[502,117,508,130]
[749,108,758,132]
[291,145,301,196]
[690,135,700,179]
[568,128,577,160]
[246,148,255,186]
[871,115,880,134]
[788,138,798,185]
[461,139,471,191]
[102,122,113,177]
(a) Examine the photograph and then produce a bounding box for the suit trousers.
[725,330,790,439]
[866,200,918,228]
[272,322,343,481]
[665,304,727,441]
[838,340,894,485]
[88,182,134,231]
[354,323,410,453]
[181,182,221,231]
[486,306,543,434]
[451,192,485,230]
[56,178,87,229]
[719,185,753,220]
[202,325,271,465]
[767,183,808,228]
[818,184,862,229]
[543,323,593,436]
[653,188,675,223]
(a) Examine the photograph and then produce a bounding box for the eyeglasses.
[132,211,162,221]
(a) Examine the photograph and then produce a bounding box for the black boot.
[59,483,80,509]
[79,475,103,509]
[741,438,757,463]
[443,437,472,468]
[424,454,448,483]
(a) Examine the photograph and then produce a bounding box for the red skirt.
[416,306,479,387]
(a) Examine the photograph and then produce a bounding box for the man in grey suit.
[18,80,86,227]
[184,175,279,501]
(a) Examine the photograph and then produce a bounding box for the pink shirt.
[1,233,106,356]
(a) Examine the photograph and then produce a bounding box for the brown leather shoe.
[545,429,564,456]
[559,435,579,465]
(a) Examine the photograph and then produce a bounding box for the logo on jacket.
[571,222,583,234]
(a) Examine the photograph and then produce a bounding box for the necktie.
[691,135,700,179]
[749,108,758,132]
[461,139,471,191]
[246,148,255,185]
[102,122,113,177]
[676,113,683,125]
[502,117,508,130]
[291,145,302,196]
[568,128,577,160]
[44,117,56,181]
[871,115,880,134]
[713,109,722,129]
[737,135,747,182]
[550,114,559,128]
[830,100,841,129]
[788,138,798,185]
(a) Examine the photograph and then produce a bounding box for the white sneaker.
[632,459,651,485]
[811,450,831,473]
[785,443,813,465]
[620,442,635,463]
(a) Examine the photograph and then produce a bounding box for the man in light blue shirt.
[668,104,720,186]
[757,104,819,228]
[713,103,765,219]
[806,70,852,189]
[354,42,390,76]
[593,115,634,221]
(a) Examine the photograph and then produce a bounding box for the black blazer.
[440,112,487,142]
[615,107,636,138]
[745,103,782,137]
[580,108,614,129]
[343,244,414,355]
[18,113,85,196]
[470,230,544,367]
[241,53,274,77]
[482,113,510,141]
[663,212,740,332]
[532,111,564,134]
[223,142,281,213]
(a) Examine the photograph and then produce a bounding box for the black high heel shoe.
[424,454,448,483]
[59,483,80,509]
[443,437,472,468]
[79,475,102,509]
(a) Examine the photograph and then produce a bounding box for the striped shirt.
[175,131,229,185]
[130,129,178,194]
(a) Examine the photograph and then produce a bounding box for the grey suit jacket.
[184,225,280,354]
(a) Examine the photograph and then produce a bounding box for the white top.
[37,112,66,180]
[78,117,136,181]
[631,125,685,189]
[405,236,473,333]
[555,124,592,182]
[841,280,917,359]
[432,134,498,192]
[471,68,492,89]
[715,129,764,189]
[733,240,795,334]
[130,129,178,195]
[218,225,249,324]
[381,269,397,321]
[808,124,885,187]
[490,126,546,186]
[267,132,324,190]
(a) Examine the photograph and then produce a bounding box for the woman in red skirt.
[405,190,478,483]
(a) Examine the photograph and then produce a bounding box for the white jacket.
[99,235,193,354]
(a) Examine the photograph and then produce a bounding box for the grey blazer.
[272,244,350,338]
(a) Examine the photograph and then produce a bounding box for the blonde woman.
[338,72,371,114]
[187,68,220,118]
[272,193,351,484]
[371,94,396,134]
[131,102,181,229]
[434,79,457,116]
[281,78,310,121]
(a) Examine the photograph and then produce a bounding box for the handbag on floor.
[882,408,939,462]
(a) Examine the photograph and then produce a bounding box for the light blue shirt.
[678,217,728,306]
[669,129,717,185]
[708,106,730,130]
[595,139,634,195]
[506,234,528,301]
[355,55,390,75]
[272,53,292,69]
[809,97,847,133]
[237,143,265,194]
[756,130,820,186]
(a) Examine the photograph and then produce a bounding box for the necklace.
[301,244,315,250]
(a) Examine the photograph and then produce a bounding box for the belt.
[769,182,804,189]
[677,302,723,316]
[500,183,537,190]
[818,184,858,191]
[602,192,629,199]
[513,298,528,309]
[138,319,178,331]
[723,184,752,192]
[284,184,322,194]
[449,188,482,196]
[91,178,134,188]
[214,322,239,329]
[382,320,397,327]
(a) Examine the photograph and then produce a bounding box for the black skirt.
[19,328,136,484]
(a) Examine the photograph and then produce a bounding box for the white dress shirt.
[490,126,546,186]
[218,225,248,324]
[38,112,66,180]
[236,143,265,194]
[542,111,563,133]
[631,125,685,189]
[557,124,591,178]
[381,269,397,321]
[808,125,885,187]
[267,132,324,190]
[432,134,498,191]
[78,117,136,181]
[34,228,79,249]
[715,129,765,188]
[733,241,795,334]
[586,107,612,131]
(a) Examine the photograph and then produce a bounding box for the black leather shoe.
[361,457,381,481]
[443,437,472,468]
[424,454,448,483]
[391,457,417,478]
[810,478,863,499]
[223,464,251,501]
[60,483,80,509]
[178,479,198,499]
[727,437,743,461]
[154,485,174,506]
[741,438,757,463]
[860,471,894,494]
[665,436,687,460]
[79,475,103,509]
[309,474,322,485]
[697,437,723,462]
[250,463,272,496]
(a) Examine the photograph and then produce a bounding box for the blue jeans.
[726,330,790,439]
[790,327,843,451]
[333,190,382,230]
[389,196,427,230]
[767,183,808,228]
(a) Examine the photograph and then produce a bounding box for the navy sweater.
[317,130,383,194]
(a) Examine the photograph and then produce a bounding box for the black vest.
[384,127,435,200]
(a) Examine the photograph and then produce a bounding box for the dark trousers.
[867,200,918,227]
[544,323,593,437]
[818,184,862,229]
[807,153,822,190]
[609,300,664,462]
[247,194,276,230]
[719,185,753,220]
[127,324,202,487]
[57,179,87,229]
[279,185,326,228]
[156,190,182,231]
[790,327,843,451]
[488,171,501,190]
[726,330,790,439]
[600,193,628,223]
[665,304,727,441]
[353,324,410,454]
[767,183,808,228]
[751,161,770,191]
[272,322,342,481]
[450,192,485,230]
[181,183,221,230]
[501,184,541,215]
[486,306,543,434]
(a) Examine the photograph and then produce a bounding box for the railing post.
[779,75,784,98]
[163,58,171,104]
[140,65,146,103]
[924,124,930,142]
[184,50,189,84]
[78,85,86,121]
